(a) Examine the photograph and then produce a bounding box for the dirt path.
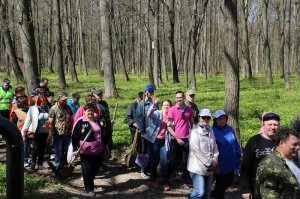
[38,157,242,199]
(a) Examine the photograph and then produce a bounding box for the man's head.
[46,91,54,104]
[2,78,10,90]
[71,92,80,104]
[92,88,103,101]
[262,112,280,139]
[17,97,29,109]
[57,92,67,106]
[85,94,96,103]
[144,85,155,99]
[40,77,48,88]
[175,91,184,107]
[186,90,196,103]
[137,92,144,102]
[275,128,300,160]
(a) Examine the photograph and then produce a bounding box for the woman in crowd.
[22,100,50,170]
[72,103,104,197]
[74,94,99,122]
[147,99,172,191]
[187,108,219,199]
[212,110,242,199]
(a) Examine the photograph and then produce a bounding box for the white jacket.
[21,105,39,136]
[187,123,219,176]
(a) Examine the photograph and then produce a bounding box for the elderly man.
[48,92,73,170]
[185,89,199,123]
[256,128,300,199]
[0,78,13,119]
[240,112,281,199]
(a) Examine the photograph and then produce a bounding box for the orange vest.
[11,109,27,131]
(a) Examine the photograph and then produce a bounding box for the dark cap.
[91,88,103,95]
[58,92,68,100]
[262,112,280,122]
[3,78,10,84]
[144,85,155,92]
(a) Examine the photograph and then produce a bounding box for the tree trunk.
[263,0,273,84]
[295,0,300,80]
[53,0,67,88]
[17,0,39,95]
[47,2,54,73]
[0,0,24,83]
[241,0,252,79]
[153,0,160,87]
[224,0,240,142]
[145,0,154,86]
[184,30,191,88]
[283,0,291,89]
[100,0,118,98]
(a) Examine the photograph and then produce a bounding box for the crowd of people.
[0,77,299,198]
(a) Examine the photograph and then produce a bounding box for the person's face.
[216,115,227,127]
[263,119,279,139]
[84,108,94,118]
[94,93,103,100]
[3,82,10,90]
[186,94,195,103]
[41,80,48,87]
[88,96,96,103]
[137,96,142,103]
[73,97,80,104]
[145,91,154,98]
[47,96,54,103]
[58,98,67,106]
[162,101,171,113]
[200,116,211,125]
[279,135,300,160]
[175,93,184,106]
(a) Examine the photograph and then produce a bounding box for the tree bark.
[224,0,240,142]
[17,0,39,94]
[53,0,67,88]
[283,0,291,89]
[100,0,118,98]
[153,0,161,87]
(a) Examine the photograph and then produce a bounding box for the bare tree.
[17,0,39,94]
[283,0,291,89]
[224,0,240,141]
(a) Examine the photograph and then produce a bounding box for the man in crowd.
[0,78,13,119]
[256,128,300,198]
[240,112,280,199]
[48,92,73,171]
[167,90,194,181]
[125,92,143,142]
[185,89,199,124]
[67,92,80,116]
[34,77,49,92]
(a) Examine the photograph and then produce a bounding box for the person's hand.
[133,123,138,128]
[176,138,184,145]
[242,193,252,199]
[152,96,159,105]
[211,159,218,167]
[73,151,79,157]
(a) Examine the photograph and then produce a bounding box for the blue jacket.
[212,124,242,175]
[136,98,160,143]
[67,99,80,116]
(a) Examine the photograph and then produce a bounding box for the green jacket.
[0,87,13,110]
[256,151,300,199]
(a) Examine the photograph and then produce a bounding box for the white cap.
[198,109,211,117]
[214,110,227,118]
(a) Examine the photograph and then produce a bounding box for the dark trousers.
[0,110,10,120]
[149,138,169,184]
[31,133,48,165]
[214,172,234,199]
[169,138,189,180]
[80,154,103,192]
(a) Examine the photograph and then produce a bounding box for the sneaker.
[38,165,47,170]
[24,163,29,167]
[141,172,150,179]
[87,191,96,197]
[163,184,170,191]
[152,180,159,188]
[30,163,36,170]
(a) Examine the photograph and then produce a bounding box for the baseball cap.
[144,85,155,92]
[91,88,103,95]
[58,92,68,100]
[262,112,280,122]
[186,90,196,96]
[214,110,227,118]
[3,78,10,84]
[198,109,211,117]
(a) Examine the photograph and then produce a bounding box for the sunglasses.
[201,116,211,120]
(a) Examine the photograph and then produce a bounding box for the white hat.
[198,109,211,117]
[214,110,227,118]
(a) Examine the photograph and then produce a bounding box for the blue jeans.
[23,136,31,164]
[189,172,213,199]
[149,138,169,184]
[53,134,71,170]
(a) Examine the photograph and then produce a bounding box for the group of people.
[0,78,112,197]
[1,77,300,198]
[125,84,300,199]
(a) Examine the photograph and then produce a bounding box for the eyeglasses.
[201,116,211,120]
